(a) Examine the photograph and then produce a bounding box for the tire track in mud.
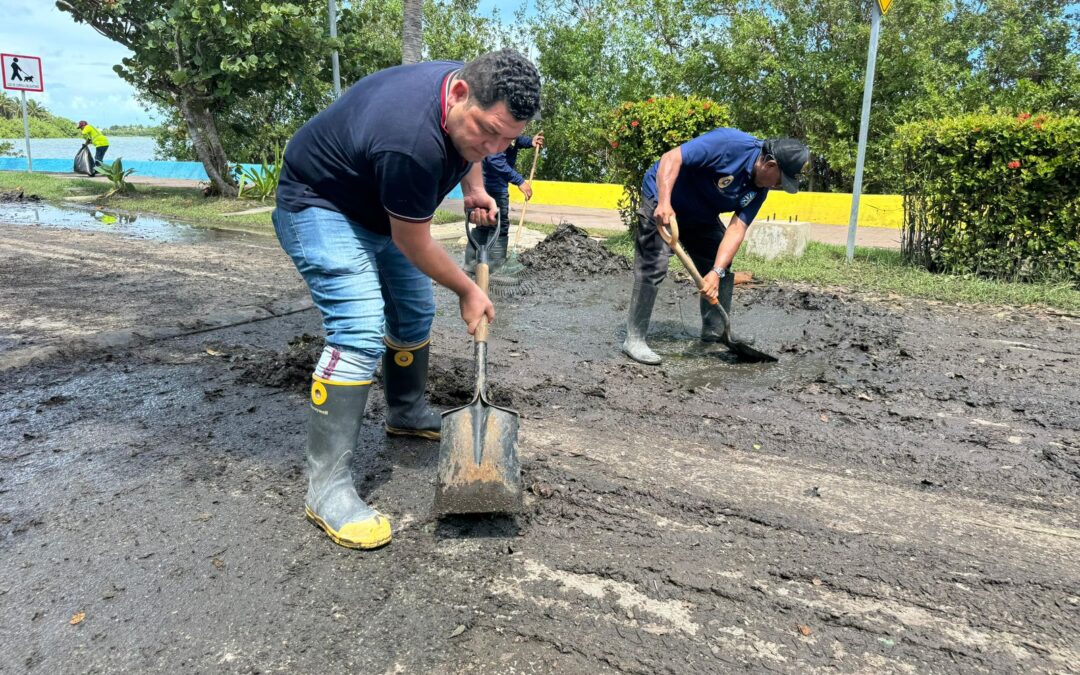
[472,421,1080,673]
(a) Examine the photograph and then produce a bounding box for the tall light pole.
[846,0,891,262]
[329,0,341,98]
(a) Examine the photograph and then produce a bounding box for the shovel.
[658,216,777,363]
[434,209,523,515]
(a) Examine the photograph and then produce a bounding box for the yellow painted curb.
[508,180,903,230]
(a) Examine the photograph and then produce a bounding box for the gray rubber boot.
[463,226,493,273]
[701,273,755,345]
[489,233,509,271]
[622,280,662,365]
[305,380,392,549]
[383,339,441,440]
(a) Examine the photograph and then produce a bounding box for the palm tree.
[402,0,422,64]
[0,94,19,120]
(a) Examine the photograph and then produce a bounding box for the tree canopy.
[62,0,1079,194]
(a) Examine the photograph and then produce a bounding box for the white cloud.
[0,0,159,126]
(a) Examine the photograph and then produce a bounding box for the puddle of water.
[0,201,258,244]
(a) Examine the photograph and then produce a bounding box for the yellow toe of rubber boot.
[305,379,392,550]
[305,506,393,550]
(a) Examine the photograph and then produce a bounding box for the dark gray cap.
[764,138,810,194]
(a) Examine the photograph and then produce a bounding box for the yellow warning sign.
[877,0,894,14]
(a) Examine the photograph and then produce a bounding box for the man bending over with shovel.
[622,129,809,365]
[274,50,542,549]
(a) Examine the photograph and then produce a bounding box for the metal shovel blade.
[434,211,524,516]
[434,392,522,515]
[712,302,778,363]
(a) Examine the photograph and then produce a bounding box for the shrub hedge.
[895,113,1079,285]
[608,96,730,227]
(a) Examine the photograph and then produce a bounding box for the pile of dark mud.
[232,333,324,393]
[428,358,516,408]
[223,336,517,407]
[520,223,630,278]
[0,190,42,203]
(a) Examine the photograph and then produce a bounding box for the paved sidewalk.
[440,198,901,249]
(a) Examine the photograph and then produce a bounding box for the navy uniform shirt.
[276,61,469,235]
[642,128,768,227]
[481,136,534,194]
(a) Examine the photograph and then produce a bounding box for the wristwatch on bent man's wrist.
[711,265,727,279]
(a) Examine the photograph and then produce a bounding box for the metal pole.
[329,0,341,98]
[20,90,33,172]
[846,1,882,262]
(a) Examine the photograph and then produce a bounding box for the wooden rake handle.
[511,132,542,253]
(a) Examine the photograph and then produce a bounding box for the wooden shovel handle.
[474,262,490,343]
[512,132,542,252]
[658,216,718,306]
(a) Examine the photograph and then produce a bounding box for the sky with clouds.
[0,0,530,127]
[1,1,159,126]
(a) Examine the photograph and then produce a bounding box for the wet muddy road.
[1,217,1078,673]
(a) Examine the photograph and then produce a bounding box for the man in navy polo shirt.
[622,128,809,365]
[466,131,544,270]
[273,49,541,549]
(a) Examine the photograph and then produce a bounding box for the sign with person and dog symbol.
[2,53,44,92]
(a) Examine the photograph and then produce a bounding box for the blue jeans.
[273,206,435,379]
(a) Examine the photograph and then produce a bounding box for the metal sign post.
[329,0,341,98]
[845,1,889,261]
[20,91,32,171]
[2,53,45,173]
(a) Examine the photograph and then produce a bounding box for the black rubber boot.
[463,226,493,273]
[305,380,392,549]
[383,338,441,440]
[621,280,662,365]
[701,273,755,345]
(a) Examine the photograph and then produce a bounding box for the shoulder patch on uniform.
[717,175,734,189]
[740,191,758,208]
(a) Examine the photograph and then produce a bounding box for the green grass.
[602,232,1080,312]
[0,171,103,199]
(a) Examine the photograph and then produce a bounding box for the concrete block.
[743,220,809,260]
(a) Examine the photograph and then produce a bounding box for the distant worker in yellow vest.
[77,121,110,176]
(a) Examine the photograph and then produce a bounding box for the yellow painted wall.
[508,180,903,229]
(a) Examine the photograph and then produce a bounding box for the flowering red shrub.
[607,95,730,228]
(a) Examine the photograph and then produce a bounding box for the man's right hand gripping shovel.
[461,209,496,335]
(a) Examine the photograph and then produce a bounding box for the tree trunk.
[402,0,423,65]
[177,90,237,197]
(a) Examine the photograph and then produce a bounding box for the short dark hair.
[458,49,541,122]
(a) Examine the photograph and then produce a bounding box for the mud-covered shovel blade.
[433,209,523,516]
[434,393,522,515]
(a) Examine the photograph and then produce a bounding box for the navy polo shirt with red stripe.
[642,127,768,228]
[276,61,470,235]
